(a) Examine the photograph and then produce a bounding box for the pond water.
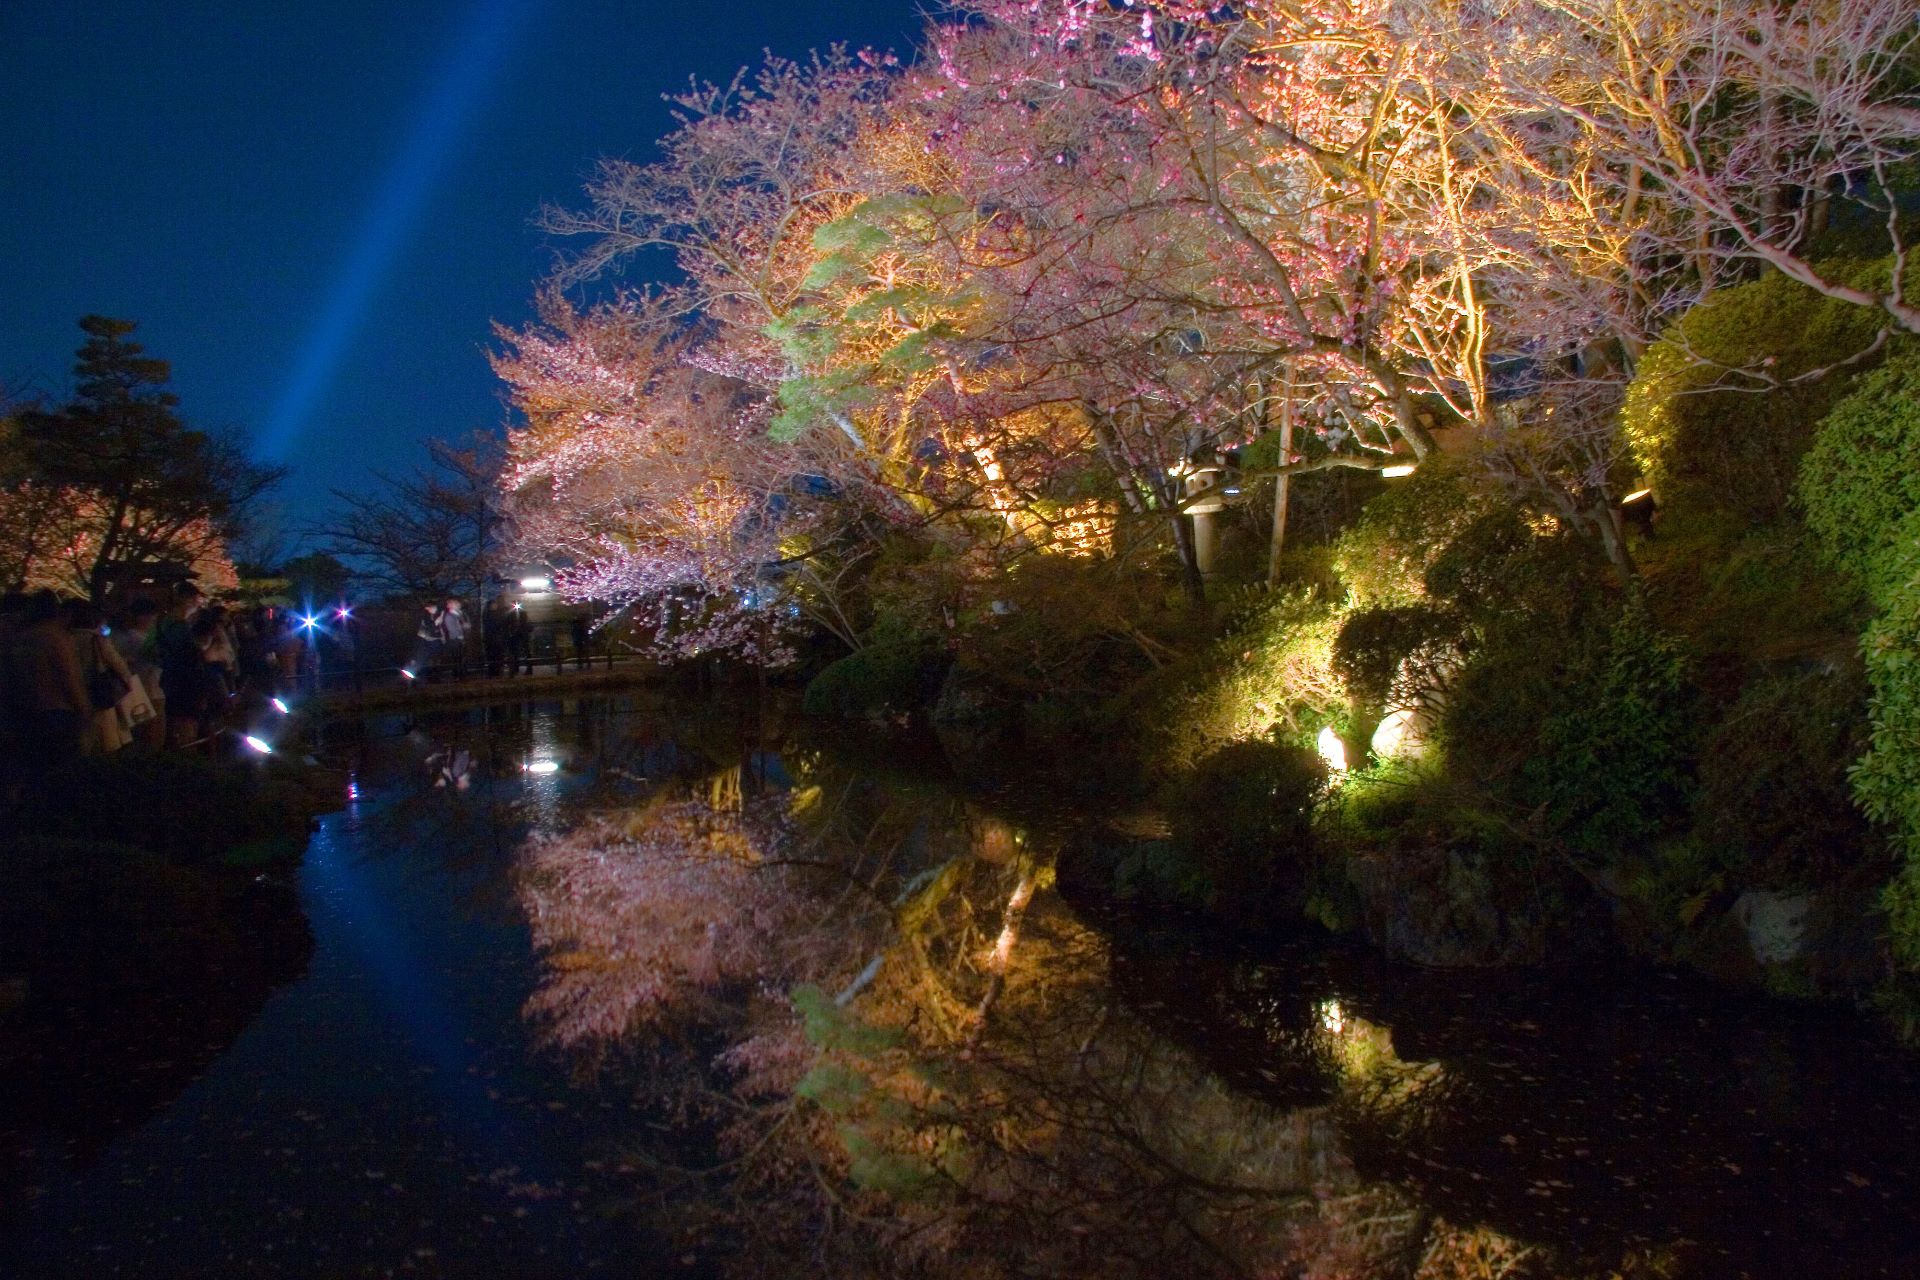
[4,693,1918,1278]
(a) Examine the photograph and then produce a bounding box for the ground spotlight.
[524,760,560,775]
[271,697,290,715]
[244,735,274,755]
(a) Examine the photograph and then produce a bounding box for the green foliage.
[1121,740,1327,916]
[1423,508,1605,632]
[1858,574,1920,865]
[1693,666,1879,887]
[1799,353,1920,605]
[1798,353,1920,976]
[1522,609,1698,861]
[792,983,904,1056]
[1643,521,1864,658]
[1624,260,1910,525]
[1129,589,1343,776]
[1329,461,1491,608]
[1613,836,1737,937]
[1332,606,1452,708]
[802,639,950,720]
[1168,740,1325,861]
[1432,518,1618,785]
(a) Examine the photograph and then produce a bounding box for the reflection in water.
[519,768,1383,1276]
[511,701,1920,1280]
[6,695,1920,1279]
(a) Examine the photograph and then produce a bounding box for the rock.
[1344,845,1579,967]
[1690,878,1884,995]
[1733,891,1811,965]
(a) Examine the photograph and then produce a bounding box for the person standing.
[483,595,510,678]
[570,612,591,670]
[112,598,166,749]
[156,583,205,748]
[68,599,133,754]
[507,602,531,677]
[9,591,89,770]
[412,601,444,679]
[441,597,468,679]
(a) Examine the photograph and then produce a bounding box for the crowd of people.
[411,594,576,680]
[0,582,314,785]
[4,583,610,790]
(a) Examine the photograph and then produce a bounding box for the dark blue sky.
[0,0,922,540]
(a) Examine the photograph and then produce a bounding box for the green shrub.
[1624,260,1907,525]
[1127,589,1343,775]
[1431,517,1619,785]
[802,639,950,720]
[1521,609,1698,862]
[1644,521,1864,659]
[1423,508,1609,633]
[1799,354,1920,605]
[1122,739,1328,916]
[1692,666,1878,887]
[1799,357,1920,973]
[1859,573,1920,909]
[1330,460,1491,608]
[1168,739,1326,861]
[1331,603,1462,762]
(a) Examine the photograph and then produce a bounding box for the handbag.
[118,673,157,726]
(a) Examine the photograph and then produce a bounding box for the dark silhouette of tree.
[316,434,507,601]
[12,316,283,602]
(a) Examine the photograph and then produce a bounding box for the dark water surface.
[4,693,1919,1278]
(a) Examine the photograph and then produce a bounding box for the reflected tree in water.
[513,767,1560,1277]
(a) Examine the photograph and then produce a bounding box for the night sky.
[0,0,922,534]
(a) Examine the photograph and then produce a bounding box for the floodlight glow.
[1380,464,1417,478]
[244,735,274,755]
[524,760,560,775]
[299,614,319,630]
[336,605,353,619]
[271,697,291,715]
[256,0,539,461]
[1622,488,1652,503]
[520,575,551,591]
[1316,725,1348,774]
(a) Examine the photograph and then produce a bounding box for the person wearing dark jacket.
[6,590,89,769]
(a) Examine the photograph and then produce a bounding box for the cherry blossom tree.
[494,294,849,661]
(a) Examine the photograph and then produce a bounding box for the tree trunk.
[87,492,132,605]
[1590,500,1642,599]
[1171,512,1207,605]
[1267,373,1294,588]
